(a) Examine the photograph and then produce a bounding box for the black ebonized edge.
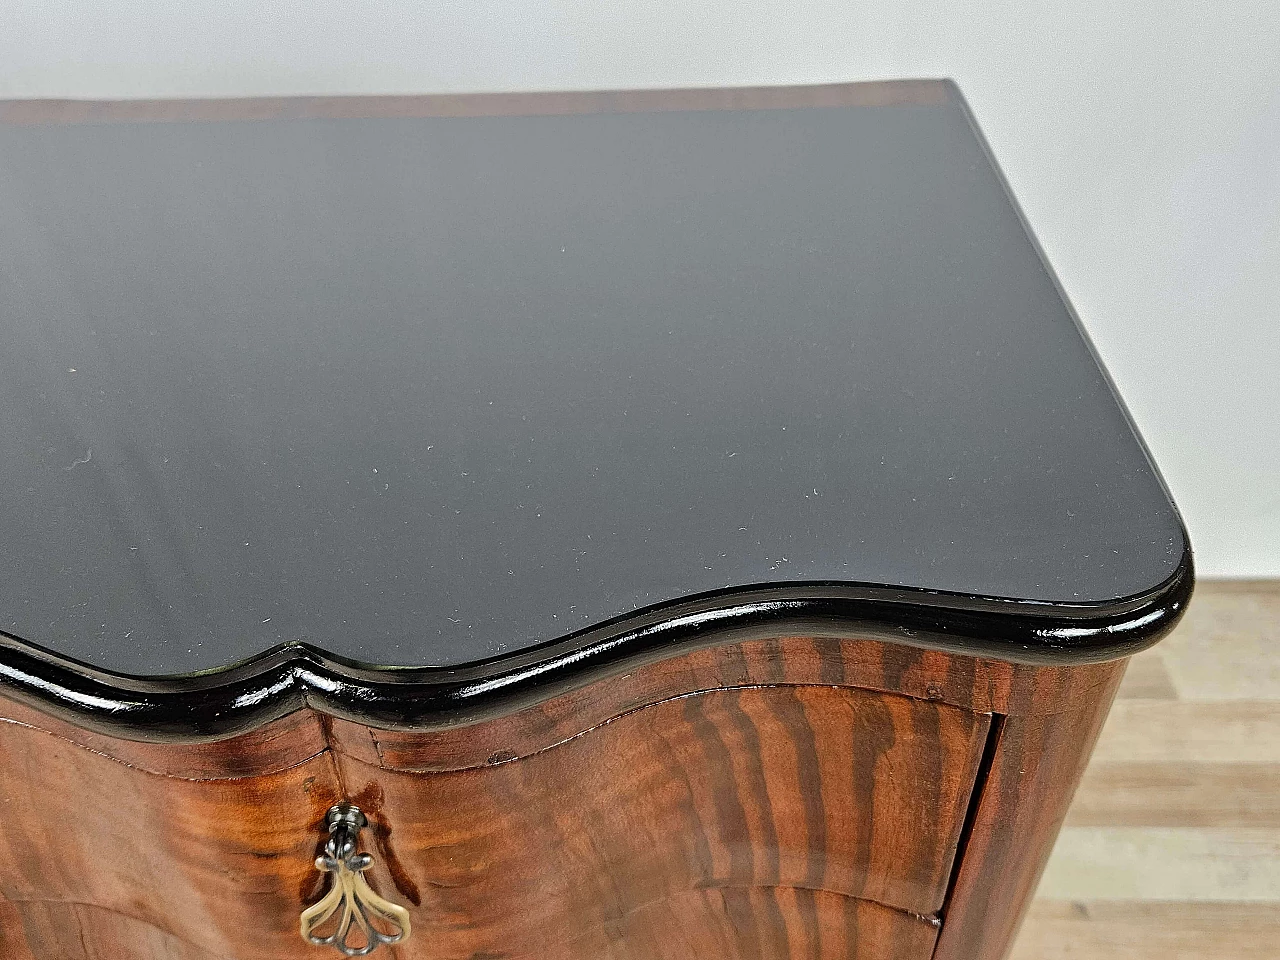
[0,549,1192,742]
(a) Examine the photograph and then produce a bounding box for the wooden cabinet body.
[0,637,1129,960]
[0,79,1191,959]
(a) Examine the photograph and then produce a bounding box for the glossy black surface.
[0,84,1188,680]
[0,561,1191,742]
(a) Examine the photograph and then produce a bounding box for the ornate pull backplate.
[300,803,411,956]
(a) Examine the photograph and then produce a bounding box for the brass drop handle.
[300,803,411,956]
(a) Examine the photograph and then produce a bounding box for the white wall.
[4,1,1278,577]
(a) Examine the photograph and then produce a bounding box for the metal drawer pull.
[301,803,411,956]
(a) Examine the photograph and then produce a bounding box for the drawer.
[0,684,988,960]
[339,685,990,959]
[0,718,340,960]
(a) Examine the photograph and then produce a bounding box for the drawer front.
[339,685,989,959]
[0,684,987,960]
[0,718,342,960]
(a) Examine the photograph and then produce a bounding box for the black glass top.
[0,83,1187,676]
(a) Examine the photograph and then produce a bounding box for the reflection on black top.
[0,92,1187,674]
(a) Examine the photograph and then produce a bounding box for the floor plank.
[1066,762,1280,827]
[1036,827,1280,901]
[1114,653,1178,701]
[1010,901,1280,960]
[1090,700,1280,764]
[1159,580,1280,701]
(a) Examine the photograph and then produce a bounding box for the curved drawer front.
[0,716,342,959]
[341,685,989,919]
[0,684,987,959]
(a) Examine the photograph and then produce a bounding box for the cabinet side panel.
[932,660,1127,960]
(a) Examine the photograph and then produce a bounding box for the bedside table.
[0,80,1190,959]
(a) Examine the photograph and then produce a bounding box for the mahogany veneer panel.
[0,901,225,960]
[337,685,987,931]
[523,888,940,960]
[0,681,984,960]
[334,636,1120,773]
[934,665,1127,960]
[0,723,341,959]
[0,890,939,960]
[0,630,1136,960]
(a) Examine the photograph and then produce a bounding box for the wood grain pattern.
[932,659,1127,960]
[0,635,1112,776]
[334,686,986,954]
[0,633,1129,960]
[1016,581,1280,958]
[0,704,329,779]
[0,79,1188,958]
[0,900,226,960]
[0,680,985,959]
[329,636,1115,773]
[0,721,342,959]
[529,888,940,960]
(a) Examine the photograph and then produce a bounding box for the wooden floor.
[1011,580,1280,959]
